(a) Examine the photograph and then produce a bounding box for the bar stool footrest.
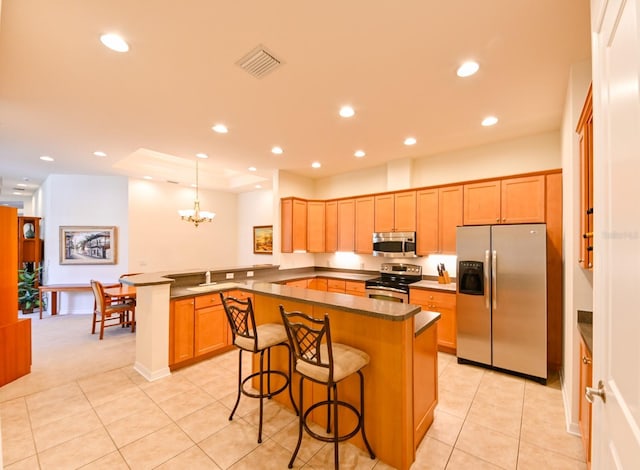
[241,370,290,400]
[303,400,362,443]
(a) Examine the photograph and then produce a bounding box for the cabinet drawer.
[195,293,222,309]
[411,289,455,308]
[286,279,309,289]
[345,280,365,295]
[327,279,346,293]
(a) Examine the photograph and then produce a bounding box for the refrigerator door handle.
[492,250,497,309]
[484,250,490,309]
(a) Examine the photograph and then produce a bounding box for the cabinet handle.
[502,218,506,222]
[578,258,584,263]
[582,356,592,365]
[496,218,500,222]
[583,232,593,239]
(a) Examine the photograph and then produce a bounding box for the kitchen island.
[123,269,440,469]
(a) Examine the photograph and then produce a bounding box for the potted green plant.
[18,265,44,314]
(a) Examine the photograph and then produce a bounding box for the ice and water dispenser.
[458,260,484,295]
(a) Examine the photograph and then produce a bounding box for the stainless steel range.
[365,263,422,303]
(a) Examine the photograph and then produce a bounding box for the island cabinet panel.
[325,200,338,252]
[355,196,375,254]
[413,322,438,448]
[345,280,366,297]
[251,293,424,470]
[307,201,325,253]
[337,199,355,252]
[194,294,227,356]
[281,197,307,253]
[374,191,416,232]
[411,289,456,353]
[170,298,195,364]
[463,180,501,225]
[500,175,546,224]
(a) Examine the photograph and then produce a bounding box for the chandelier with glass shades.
[178,158,215,227]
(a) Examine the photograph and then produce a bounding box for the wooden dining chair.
[90,280,136,340]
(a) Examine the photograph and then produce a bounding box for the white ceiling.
[0,0,591,199]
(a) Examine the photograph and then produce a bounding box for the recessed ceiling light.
[255,184,262,189]
[196,153,208,159]
[457,61,479,77]
[339,106,355,118]
[404,137,417,146]
[13,191,23,196]
[271,146,283,155]
[354,150,366,158]
[40,155,54,162]
[93,151,107,157]
[311,162,321,169]
[481,116,499,126]
[248,167,257,172]
[100,33,129,52]
[16,183,27,187]
[143,176,153,180]
[212,124,228,134]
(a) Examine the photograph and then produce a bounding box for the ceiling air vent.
[236,45,283,79]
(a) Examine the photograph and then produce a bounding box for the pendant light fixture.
[178,158,215,227]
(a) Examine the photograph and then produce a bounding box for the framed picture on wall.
[59,226,117,265]
[253,225,273,254]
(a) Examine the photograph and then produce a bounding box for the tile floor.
[0,314,587,469]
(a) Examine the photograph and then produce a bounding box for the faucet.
[205,271,211,284]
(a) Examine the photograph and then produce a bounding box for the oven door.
[365,286,408,303]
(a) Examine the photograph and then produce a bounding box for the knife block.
[438,271,451,284]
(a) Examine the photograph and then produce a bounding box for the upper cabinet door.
[394,190,416,232]
[463,181,501,225]
[500,175,545,224]
[374,194,394,232]
[307,201,326,253]
[281,197,307,252]
[438,185,462,253]
[416,188,439,255]
[355,196,375,254]
[325,200,338,253]
[337,199,355,252]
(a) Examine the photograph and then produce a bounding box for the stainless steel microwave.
[372,232,418,257]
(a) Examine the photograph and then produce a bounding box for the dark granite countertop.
[577,310,593,354]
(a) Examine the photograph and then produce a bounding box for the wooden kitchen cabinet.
[374,190,416,232]
[345,280,366,297]
[327,279,346,293]
[170,298,195,364]
[355,196,375,254]
[337,199,355,252]
[579,337,593,469]
[18,216,42,271]
[281,197,307,253]
[170,293,231,367]
[285,279,309,289]
[308,277,328,291]
[463,176,545,225]
[416,185,461,255]
[410,288,457,353]
[325,200,338,252]
[577,84,594,270]
[307,200,326,253]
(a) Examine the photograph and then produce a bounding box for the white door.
[590,0,640,467]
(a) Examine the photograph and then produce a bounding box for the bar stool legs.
[228,342,298,444]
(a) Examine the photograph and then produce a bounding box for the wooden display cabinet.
[18,216,42,271]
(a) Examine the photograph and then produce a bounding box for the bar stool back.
[279,305,375,469]
[220,294,298,443]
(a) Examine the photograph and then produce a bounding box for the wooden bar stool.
[220,294,298,443]
[279,305,375,469]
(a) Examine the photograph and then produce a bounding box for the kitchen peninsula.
[123,266,440,470]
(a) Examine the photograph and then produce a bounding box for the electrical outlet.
[226,272,234,279]
[246,271,254,277]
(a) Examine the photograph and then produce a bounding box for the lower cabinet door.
[171,298,195,364]
[195,305,227,356]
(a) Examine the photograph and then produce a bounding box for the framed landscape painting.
[60,226,117,265]
[253,225,273,254]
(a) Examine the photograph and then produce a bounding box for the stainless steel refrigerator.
[456,224,547,382]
